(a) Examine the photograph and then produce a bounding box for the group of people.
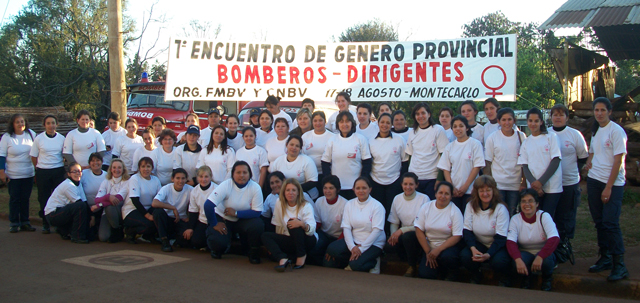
[1,94,629,289]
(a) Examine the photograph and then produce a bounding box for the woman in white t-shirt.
[507,189,559,291]
[261,171,286,232]
[112,118,144,172]
[151,168,193,252]
[44,162,89,243]
[236,127,269,186]
[460,175,510,284]
[92,159,130,242]
[265,117,290,164]
[289,108,313,138]
[406,103,449,199]
[173,125,203,187]
[225,114,245,152]
[387,173,430,277]
[121,156,162,244]
[197,125,235,185]
[548,104,589,248]
[324,177,385,273]
[369,113,408,219]
[321,111,371,200]
[30,115,66,233]
[414,181,463,280]
[585,97,629,281]
[265,95,293,129]
[438,107,456,143]
[308,175,348,266]
[517,108,562,219]
[184,166,217,249]
[391,110,412,143]
[175,113,199,145]
[459,100,484,146]
[482,98,501,144]
[355,103,379,142]
[80,152,106,238]
[485,108,527,216]
[63,110,106,170]
[0,114,36,232]
[255,110,276,148]
[151,116,166,147]
[437,116,485,212]
[101,112,127,170]
[302,111,334,195]
[151,129,177,186]
[131,128,156,174]
[269,136,319,199]
[326,92,358,133]
[262,178,317,271]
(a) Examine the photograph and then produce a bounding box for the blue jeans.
[512,251,556,277]
[418,244,461,279]
[309,229,337,266]
[324,238,382,272]
[8,177,34,227]
[587,177,625,255]
[499,190,520,217]
[556,183,581,239]
[460,243,510,274]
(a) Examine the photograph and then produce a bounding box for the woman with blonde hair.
[92,158,130,242]
[261,178,317,271]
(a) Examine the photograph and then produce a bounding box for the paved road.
[0,219,634,303]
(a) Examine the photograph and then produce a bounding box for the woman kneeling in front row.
[262,178,317,271]
[44,162,89,243]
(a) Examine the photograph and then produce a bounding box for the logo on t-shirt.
[347,153,356,159]
[447,221,452,229]
[605,139,612,148]
[544,144,550,152]
[369,214,373,222]
[564,140,571,148]
[467,152,472,160]
[296,170,303,177]
[490,220,496,230]
[86,142,95,150]
[306,143,313,150]
[253,158,257,165]
[335,214,341,223]
[393,147,398,154]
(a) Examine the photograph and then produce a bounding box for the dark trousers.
[460,243,510,274]
[540,192,562,219]
[46,202,89,240]
[393,231,422,267]
[371,178,402,223]
[316,173,325,198]
[340,189,356,200]
[152,208,190,246]
[452,194,470,214]
[123,208,157,236]
[587,177,625,255]
[262,227,317,261]
[418,245,461,279]
[261,215,275,233]
[417,179,437,200]
[324,238,383,272]
[36,167,65,228]
[556,183,581,240]
[512,251,556,277]
[206,216,264,255]
[499,190,520,217]
[8,177,34,227]
[309,229,338,266]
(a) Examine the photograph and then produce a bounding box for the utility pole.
[108,0,127,119]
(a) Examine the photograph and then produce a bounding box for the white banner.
[165,34,517,102]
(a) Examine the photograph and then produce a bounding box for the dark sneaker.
[42,227,51,234]
[161,237,173,252]
[20,224,36,231]
[9,226,18,233]
[71,238,89,244]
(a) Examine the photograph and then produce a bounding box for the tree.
[462,11,520,37]
[126,1,168,84]
[181,20,221,40]
[149,59,167,81]
[338,19,398,42]
[615,59,640,96]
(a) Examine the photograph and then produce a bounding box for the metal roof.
[540,0,640,29]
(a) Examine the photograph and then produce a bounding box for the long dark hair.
[469,175,504,215]
[335,111,357,137]
[451,115,473,137]
[526,108,547,134]
[411,102,436,132]
[7,114,32,139]
[259,110,274,131]
[591,97,613,136]
[207,125,229,155]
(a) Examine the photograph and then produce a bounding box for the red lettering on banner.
[454,62,464,81]
[369,65,380,83]
[348,65,358,83]
[318,67,327,83]
[416,62,426,82]
[290,67,300,84]
[264,66,274,84]
[231,65,241,83]
[442,62,451,82]
[245,66,260,83]
[303,67,313,84]
[390,64,400,82]
[429,62,440,82]
[277,66,286,84]
[218,64,228,83]
[403,63,413,82]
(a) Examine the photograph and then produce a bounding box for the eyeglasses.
[69,170,81,174]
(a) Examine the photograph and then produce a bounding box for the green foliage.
[150,60,167,81]
[615,59,640,96]
[338,19,398,42]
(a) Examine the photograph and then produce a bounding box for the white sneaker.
[344,265,352,271]
[369,257,381,274]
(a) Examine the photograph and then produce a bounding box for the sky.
[1,0,578,64]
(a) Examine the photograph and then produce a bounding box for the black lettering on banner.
[370,45,380,61]
[247,44,259,62]
[305,46,315,63]
[438,42,448,58]
[394,44,405,61]
[317,45,326,63]
[489,39,493,58]
[335,46,345,62]
[192,87,200,97]
[214,42,224,60]
[191,41,201,59]
[174,39,188,59]
[254,88,262,97]
[449,41,460,57]
[494,38,504,57]
[505,37,514,57]
[380,45,392,61]
[215,88,226,97]
[425,43,436,59]
[358,45,368,62]
[466,40,477,57]
[202,42,213,59]
[237,43,246,62]
[272,45,283,63]
[206,88,214,97]
[413,43,424,60]
[285,45,295,63]
[225,43,236,61]
[261,44,271,63]
[478,39,487,57]
[346,45,356,63]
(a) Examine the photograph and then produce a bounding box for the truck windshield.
[127,93,189,111]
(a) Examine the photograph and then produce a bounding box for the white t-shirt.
[207,179,263,222]
[269,154,319,199]
[255,128,276,148]
[96,177,129,202]
[101,127,127,166]
[369,133,408,185]
[263,192,315,218]
[326,109,358,133]
[272,110,293,129]
[30,132,65,169]
[391,127,412,143]
[235,145,269,183]
[173,144,202,181]
[197,146,235,185]
[80,169,106,206]
[154,183,193,218]
[151,147,175,186]
[388,192,430,227]
[315,195,348,238]
[301,130,335,174]
[113,135,144,172]
[483,122,500,144]
[549,127,589,186]
[341,197,386,252]
[437,138,485,195]
[131,146,155,172]
[356,122,379,142]
[463,202,510,248]
[0,130,36,179]
[414,200,463,250]
[517,133,563,194]
[199,126,213,148]
[63,128,106,167]
[444,128,456,143]
[588,121,627,186]
[470,123,485,146]
[485,130,526,191]
[226,132,245,152]
[188,182,217,224]
[321,133,371,190]
[507,210,559,255]
[44,179,86,215]
[265,135,288,164]
[121,174,162,218]
[271,201,317,238]
[406,125,449,180]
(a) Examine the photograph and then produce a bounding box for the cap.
[208,108,220,116]
[249,108,260,116]
[186,125,200,135]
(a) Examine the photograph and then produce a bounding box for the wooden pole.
[564,40,569,106]
[108,0,127,119]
